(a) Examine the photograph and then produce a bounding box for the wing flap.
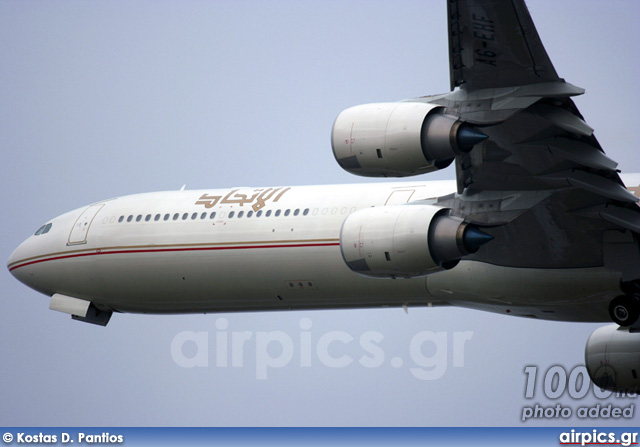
[539,171,639,204]
[524,138,619,172]
[531,104,594,137]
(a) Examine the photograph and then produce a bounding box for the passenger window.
[154,214,160,221]
[127,215,133,222]
[275,210,281,217]
[118,216,124,223]
[247,211,253,218]
[164,214,170,221]
[145,214,151,222]
[256,210,263,217]
[238,211,244,218]
[173,213,179,221]
[266,210,272,217]
[201,212,207,219]
[136,215,142,222]
[284,209,290,216]
[209,212,216,219]
[229,211,235,218]
[293,209,299,216]
[303,208,309,216]
[182,213,188,220]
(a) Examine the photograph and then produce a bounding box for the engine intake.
[585,324,640,392]
[339,205,493,278]
[331,102,487,177]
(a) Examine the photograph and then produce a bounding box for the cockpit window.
[34,223,52,236]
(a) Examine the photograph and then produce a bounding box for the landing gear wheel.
[609,295,640,326]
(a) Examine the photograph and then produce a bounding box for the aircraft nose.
[7,241,31,287]
[7,220,60,295]
[8,236,25,270]
[8,237,34,285]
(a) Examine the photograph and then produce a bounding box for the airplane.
[7,0,640,392]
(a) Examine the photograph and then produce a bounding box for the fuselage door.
[68,204,104,245]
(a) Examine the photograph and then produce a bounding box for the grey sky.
[1,0,639,427]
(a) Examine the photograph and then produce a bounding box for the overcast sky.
[1,0,639,427]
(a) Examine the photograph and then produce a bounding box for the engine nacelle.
[339,205,493,278]
[331,102,486,177]
[585,325,640,392]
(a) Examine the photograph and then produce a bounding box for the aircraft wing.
[427,0,640,277]
[448,0,560,91]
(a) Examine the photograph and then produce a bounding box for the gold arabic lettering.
[195,194,221,209]
[194,187,291,212]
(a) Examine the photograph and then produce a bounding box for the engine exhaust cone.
[462,226,494,253]
[456,125,488,152]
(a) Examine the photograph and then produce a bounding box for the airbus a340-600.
[8,0,640,391]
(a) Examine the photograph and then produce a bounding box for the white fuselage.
[8,180,622,322]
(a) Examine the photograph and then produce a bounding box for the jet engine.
[339,204,493,278]
[585,325,640,392]
[331,102,487,177]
